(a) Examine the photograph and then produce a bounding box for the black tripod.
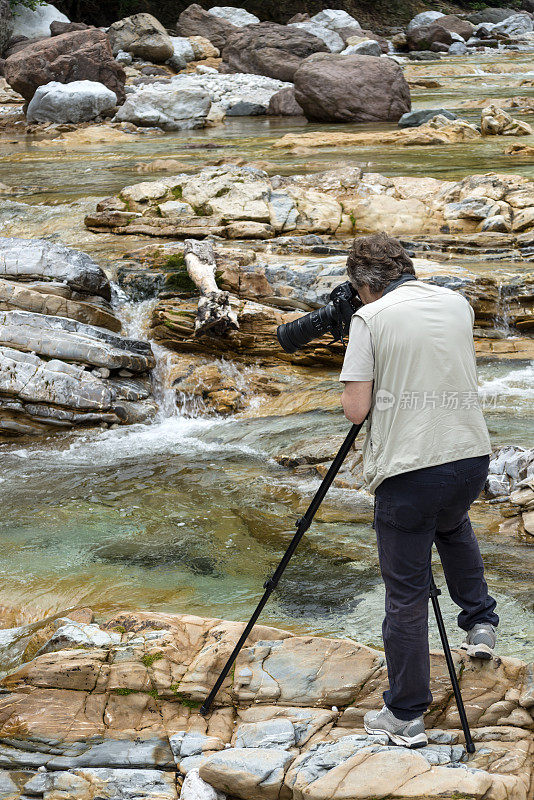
[200,422,475,754]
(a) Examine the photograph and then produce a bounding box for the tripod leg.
[430,574,475,754]
[200,422,363,716]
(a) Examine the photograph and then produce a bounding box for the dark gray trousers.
[374,454,498,721]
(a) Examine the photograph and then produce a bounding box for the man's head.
[346,233,415,302]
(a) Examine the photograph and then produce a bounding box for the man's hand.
[341,381,373,425]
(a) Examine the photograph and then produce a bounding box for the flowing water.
[0,50,532,660]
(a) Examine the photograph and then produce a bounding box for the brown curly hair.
[346,233,415,294]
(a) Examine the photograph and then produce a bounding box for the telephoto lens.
[276,281,361,354]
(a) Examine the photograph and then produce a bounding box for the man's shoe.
[363,705,428,748]
[460,623,496,660]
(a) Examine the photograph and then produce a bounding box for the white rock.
[37,621,121,655]
[492,13,534,36]
[170,35,196,64]
[114,79,212,130]
[26,81,118,124]
[180,768,225,800]
[406,10,445,34]
[341,39,382,56]
[310,9,363,40]
[11,1,69,38]
[208,6,259,26]
[449,41,468,55]
[289,21,345,52]
[164,72,290,116]
[115,49,133,64]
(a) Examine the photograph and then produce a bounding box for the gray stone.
[11,1,69,38]
[114,79,212,130]
[444,198,499,220]
[26,80,117,124]
[481,215,510,232]
[180,768,224,800]
[310,9,363,41]
[49,768,177,799]
[486,474,510,497]
[199,748,293,800]
[399,108,457,128]
[492,13,534,36]
[115,49,133,64]
[289,21,345,53]
[169,35,195,64]
[449,41,468,55]
[406,11,445,34]
[467,8,518,25]
[0,238,111,300]
[234,719,296,749]
[341,39,382,56]
[36,620,122,655]
[208,6,259,26]
[107,13,174,62]
[0,310,155,371]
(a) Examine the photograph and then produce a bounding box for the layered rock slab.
[0,611,530,800]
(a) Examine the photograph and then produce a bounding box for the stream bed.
[0,49,532,661]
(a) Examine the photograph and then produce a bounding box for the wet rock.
[0,237,111,299]
[449,41,468,55]
[0,0,13,58]
[406,11,445,34]
[0,309,155,371]
[209,6,259,27]
[293,54,410,123]
[177,4,238,51]
[288,21,344,53]
[309,9,363,41]
[481,104,533,136]
[108,13,174,63]
[37,620,121,656]
[26,80,117,124]
[114,79,212,130]
[4,28,126,104]
[221,22,328,82]
[11,1,69,39]
[399,108,457,128]
[267,86,303,116]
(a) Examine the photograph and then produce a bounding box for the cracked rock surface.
[0,611,530,799]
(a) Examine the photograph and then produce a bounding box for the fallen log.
[184,239,239,335]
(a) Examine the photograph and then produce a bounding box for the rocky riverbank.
[0,610,531,800]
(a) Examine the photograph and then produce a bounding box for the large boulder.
[309,9,363,41]
[492,13,534,36]
[406,10,444,33]
[294,54,411,123]
[4,29,126,103]
[0,0,13,57]
[407,24,458,51]
[267,86,304,116]
[10,1,69,38]
[177,3,238,50]
[221,22,328,82]
[467,7,523,24]
[26,80,118,124]
[107,13,174,63]
[208,6,260,26]
[113,79,212,130]
[431,14,474,40]
[288,21,345,53]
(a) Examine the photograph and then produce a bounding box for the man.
[340,232,498,749]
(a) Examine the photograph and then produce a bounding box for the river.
[0,50,532,660]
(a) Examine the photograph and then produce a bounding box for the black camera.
[276,281,362,354]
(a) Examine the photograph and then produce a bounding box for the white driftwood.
[184,239,239,335]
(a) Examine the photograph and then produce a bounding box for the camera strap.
[382,274,417,296]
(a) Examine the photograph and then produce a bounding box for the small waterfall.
[112,290,179,419]
[494,282,512,336]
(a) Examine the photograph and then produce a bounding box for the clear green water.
[0,49,532,660]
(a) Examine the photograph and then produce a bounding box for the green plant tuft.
[141,652,164,668]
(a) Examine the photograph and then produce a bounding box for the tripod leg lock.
[263,576,276,590]
[430,585,442,598]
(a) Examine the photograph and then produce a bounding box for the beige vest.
[356,280,491,492]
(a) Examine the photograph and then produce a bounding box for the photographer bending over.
[340,233,498,749]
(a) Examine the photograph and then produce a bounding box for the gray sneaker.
[363,705,428,748]
[460,623,496,660]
